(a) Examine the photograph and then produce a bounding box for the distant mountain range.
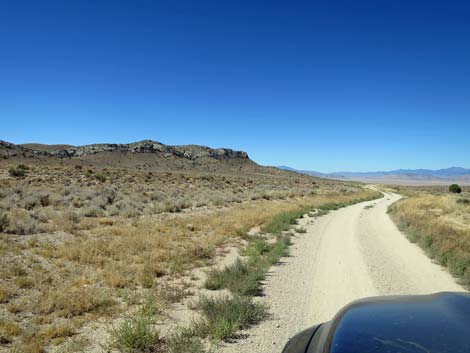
[278,166,470,185]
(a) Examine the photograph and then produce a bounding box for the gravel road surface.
[219,192,464,353]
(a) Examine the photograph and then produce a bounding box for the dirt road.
[220,192,465,353]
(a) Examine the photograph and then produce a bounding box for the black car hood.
[283,292,470,353]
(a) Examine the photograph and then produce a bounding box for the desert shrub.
[108,315,163,353]
[265,235,291,264]
[101,187,118,204]
[115,199,140,218]
[193,295,268,341]
[138,260,166,288]
[194,197,209,207]
[0,285,13,303]
[449,184,462,193]
[52,209,82,233]
[154,198,191,213]
[165,328,205,353]
[38,192,50,207]
[8,210,39,235]
[457,198,470,206]
[9,164,28,178]
[95,174,107,183]
[107,205,120,216]
[139,292,162,318]
[241,237,271,258]
[171,197,192,212]
[205,258,265,296]
[206,235,291,297]
[34,208,54,223]
[63,185,80,197]
[64,209,81,224]
[210,194,226,206]
[149,191,166,202]
[0,319,19,346]
[80,205,104,218]
[0,212,9,232]
[154,199,174,213]
[90,194,108,209]
[23,195,40,210]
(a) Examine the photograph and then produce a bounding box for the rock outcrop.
[1,140,249,160]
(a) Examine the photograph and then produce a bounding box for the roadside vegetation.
[389,185,470,286]
[0,159,380,352]
[190,192,381,347]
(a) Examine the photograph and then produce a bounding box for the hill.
[2,139,284,175]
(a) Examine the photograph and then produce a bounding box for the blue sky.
[1,1,469,172]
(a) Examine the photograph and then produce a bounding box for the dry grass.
[0,159,377,352]
[389,191,470,285]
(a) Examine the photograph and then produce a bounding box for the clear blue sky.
[1,1,469,172]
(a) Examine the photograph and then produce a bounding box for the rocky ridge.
[1,140,249,160]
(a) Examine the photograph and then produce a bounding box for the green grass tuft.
[165,327,206,353]
[261,209,306,235]
[108,315,163,353]
[194,295,268,341]
[204,258,265,296]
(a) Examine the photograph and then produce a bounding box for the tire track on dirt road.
[219,191,465,353]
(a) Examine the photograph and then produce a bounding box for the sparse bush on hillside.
[209,194,226,206]
[449,184,462,193]
[149,191,166,202]
[457,198,470,206]
[0,212,9,232]
[154,198,192,213]
[101,187,118,204]
[80,205,104,218]
[194,197,209,207]
[64,209,82,224]
[23,194,40,210]
[115,199,140,218]
[0,285,13,304]
[8,165,28,178]
[95,174,107,183]
[7,210,39,235]
[38,192,51,207]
